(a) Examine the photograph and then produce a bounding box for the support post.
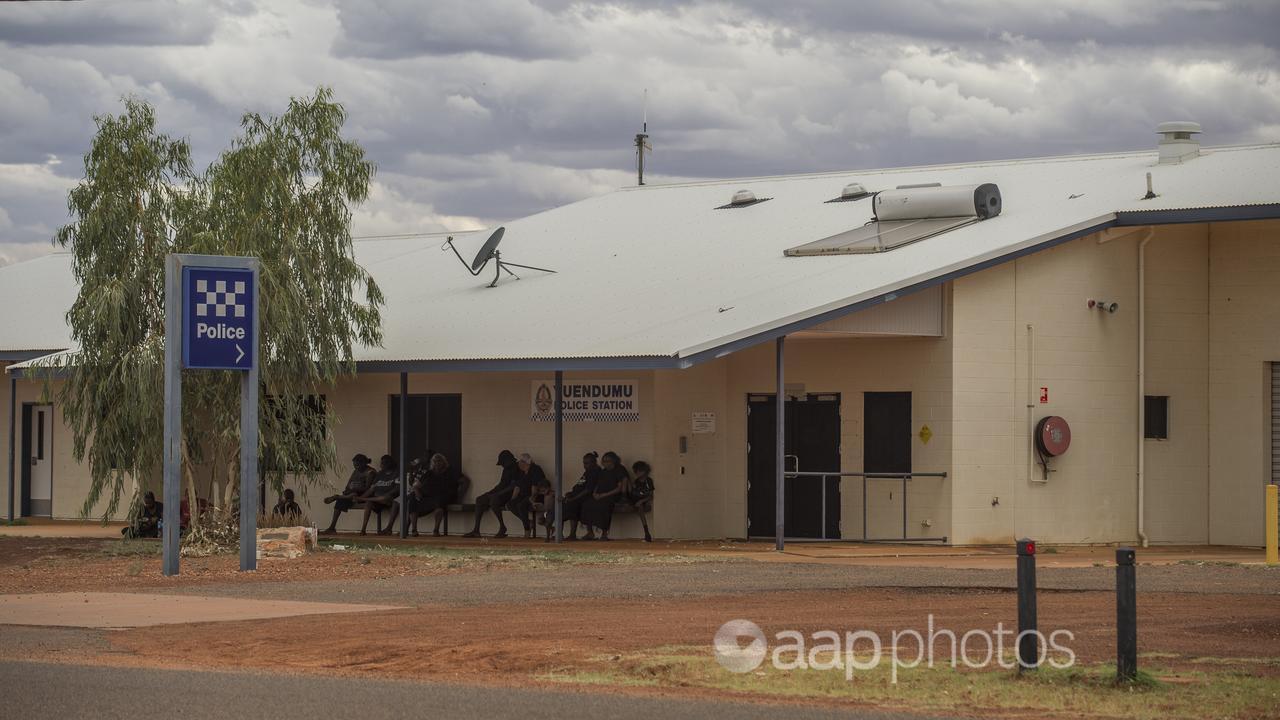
[554,370,563,543]
[238,259,260,572]
[775,336,785,552]
[398,372,408,539]
[162,255,182,576]
[1116,547,1138,682]
[7,375,15,522]
[1016,538,1039,671]
[1267,483,1278,566]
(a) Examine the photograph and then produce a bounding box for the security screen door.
[746,394,841,539]
[23,404,54,517]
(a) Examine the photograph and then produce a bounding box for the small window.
[1144,396,1169,440]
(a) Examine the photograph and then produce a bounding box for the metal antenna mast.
[635,88,651,185]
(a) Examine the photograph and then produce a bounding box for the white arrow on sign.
[235,344,245,364]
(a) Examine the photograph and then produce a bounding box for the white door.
[29,404,52,516]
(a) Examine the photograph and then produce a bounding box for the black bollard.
[1016,538,1038,671]
[1116,547,1137,681]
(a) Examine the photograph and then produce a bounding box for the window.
[262,395,327,472]
[1144,396,1169,440]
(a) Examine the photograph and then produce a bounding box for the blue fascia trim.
[0,350,63,362]
[1115,203,1280,226]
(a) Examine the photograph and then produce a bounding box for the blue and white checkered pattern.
[194,279,247,319]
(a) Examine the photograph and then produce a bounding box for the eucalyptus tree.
[46,88,383,520]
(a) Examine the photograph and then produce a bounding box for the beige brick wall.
[1143,224,1210,543]
[1207,219,1280,546]
[951,230,1142,545]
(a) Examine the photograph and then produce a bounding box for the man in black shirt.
[463,450,518,538]
[506,453,547,538]
[122,491,163,538]
[320,454,375,534]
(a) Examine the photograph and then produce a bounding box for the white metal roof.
[3,143,1279,368]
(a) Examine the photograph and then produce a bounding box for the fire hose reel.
[1034,415,1071,480]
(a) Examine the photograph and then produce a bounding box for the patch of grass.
[99,540,161,557]
[541,647,1280,720]
[0,519,29,526]
[125,560,144,577]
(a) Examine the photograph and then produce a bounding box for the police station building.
[4,124,1280,546]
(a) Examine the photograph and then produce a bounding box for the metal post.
[820,475,827,541]
[901,475,908,539]
[398,372,408,539]
[1016,538,1038,671]
[775,336,785,552]
[238,260,260,572]
[1116,547,1138,682]
[7,375,15,522]
[553,371,563,543]
[862,475,868,541]
[1266,483,1278,566]
[162,255,182,576]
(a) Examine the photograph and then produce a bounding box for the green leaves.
[46,88,383,519]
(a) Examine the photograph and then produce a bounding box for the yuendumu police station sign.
[531,379,639,422]
[182,267,255,370]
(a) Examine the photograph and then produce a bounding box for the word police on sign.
[531,380,639,422]
[182,267,255,370]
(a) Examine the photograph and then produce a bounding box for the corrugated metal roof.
[3,143,1279,367]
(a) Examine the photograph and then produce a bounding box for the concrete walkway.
[2,518,1269,568]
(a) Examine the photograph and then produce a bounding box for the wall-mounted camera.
[1087,299,1119,313]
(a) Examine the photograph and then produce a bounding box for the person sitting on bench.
[561,452,600,541]
[628,461,655,543]
[383,453,464,537]
[359,455,399,535]
[506,453,547,539]
[320,454,375,534]
[463,450,518,538]
[272,488,303,522]
[530,473,555,542]
[122,491,163,538]
[582,451,628,541]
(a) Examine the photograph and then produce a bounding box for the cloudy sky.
[1,0,1277,265]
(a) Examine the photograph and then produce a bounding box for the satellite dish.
[443,226,556,288]
[471,226,505,272]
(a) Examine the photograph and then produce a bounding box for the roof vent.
[1156,121,1201,164]
[716,188,771,209]
[825,182,871,203]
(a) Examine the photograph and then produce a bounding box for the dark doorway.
[746,393,841,539]
[863,392,912,539]
[389,395,463,472]
[864,392,912,474]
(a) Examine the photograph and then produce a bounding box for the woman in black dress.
[627,460,655,542]
[561,452,599,540]
[583,451,628,541]
[409,453,462,536]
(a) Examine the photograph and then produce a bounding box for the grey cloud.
[0,0,219,46]
[1,0,1278,267]
[332,0,587,60]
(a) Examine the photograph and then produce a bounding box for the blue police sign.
[182,266,255,370]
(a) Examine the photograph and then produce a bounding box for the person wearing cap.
[320,453,376,534]
[463,449,519,538]
[505,453,548,538]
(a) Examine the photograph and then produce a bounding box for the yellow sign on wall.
[918,424,933,444]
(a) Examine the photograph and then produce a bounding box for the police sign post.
[163,254,261,576]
